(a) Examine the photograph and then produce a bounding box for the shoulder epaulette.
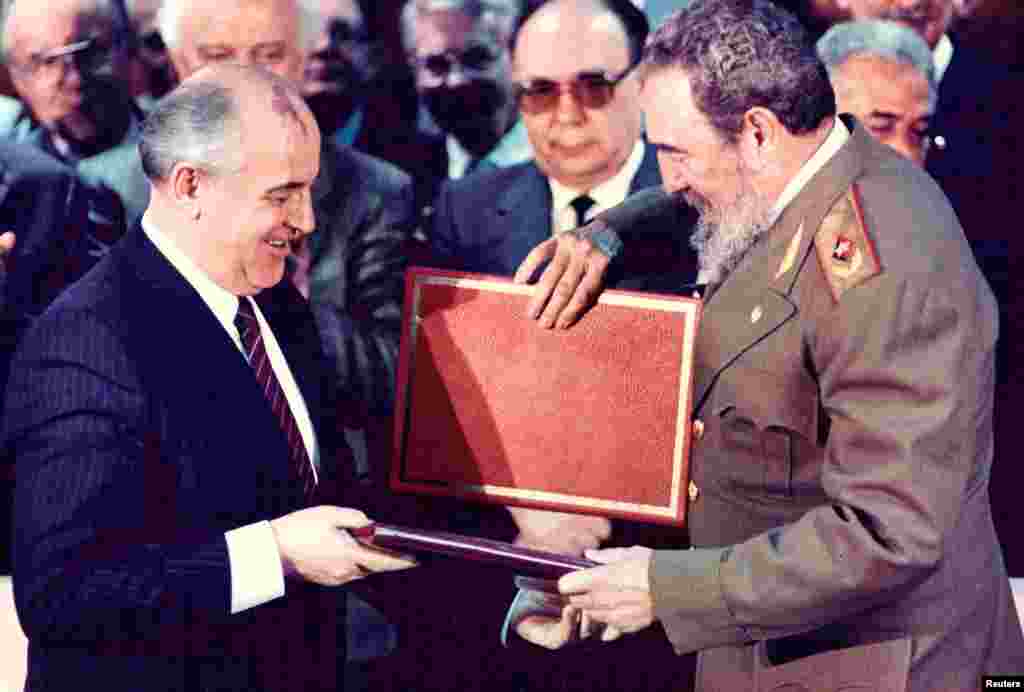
[813,184,881,302]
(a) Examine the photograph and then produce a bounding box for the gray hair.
[642,0,835,143]
[1,0,116,63]
[157,0,321,52]
[400,0,523,57]
[817,19,937,109]
[138,77,244,181]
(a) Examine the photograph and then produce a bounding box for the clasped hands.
[509,507,655,648]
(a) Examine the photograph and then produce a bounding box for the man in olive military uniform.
[505,1,1024,690]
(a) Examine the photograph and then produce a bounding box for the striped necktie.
[234,297,316,501]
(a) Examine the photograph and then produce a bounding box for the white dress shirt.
[549,138,646,234]
[933,33,954,86]
[767,117,851,228]
[143,214,319,613]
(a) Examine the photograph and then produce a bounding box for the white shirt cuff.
[224,521,286,614]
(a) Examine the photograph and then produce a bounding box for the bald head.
[511,0,648,67]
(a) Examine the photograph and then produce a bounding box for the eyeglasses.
[15,37,115,79]
[415,45,499,80]
[513,66,635,114]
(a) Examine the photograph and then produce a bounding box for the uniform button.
[688,480,700,502]
[692,418,705,441]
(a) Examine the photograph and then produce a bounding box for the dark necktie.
[570,194,596,228]
[234,297,317,500]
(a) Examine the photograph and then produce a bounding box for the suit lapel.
[494,164,552,272]
[117,227,296,490]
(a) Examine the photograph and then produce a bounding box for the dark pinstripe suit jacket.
[4,226,351,691]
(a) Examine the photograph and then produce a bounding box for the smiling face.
[169,0,306,83]
[194,96,321,295]
[512,2,643,191]
[643,66,773,284]
[643,67,747,224]
[833,53,933,165]
[836,0,954,48]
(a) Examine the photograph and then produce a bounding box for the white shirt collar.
[933,33,954,85]
[141,211,241,334]
[768,118,850,227]
[549,138,646,233]
[447,119,534,179]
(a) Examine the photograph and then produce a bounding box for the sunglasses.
[513,65,635,114]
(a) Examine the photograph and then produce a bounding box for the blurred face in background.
[126,0,177,100]
[411,5,517,154]
[168,0,306,83]
[304,0,379,102]
[512,2,643,191]
[836,0,954,48]
[832,53,933,165]
[5,0,127,141]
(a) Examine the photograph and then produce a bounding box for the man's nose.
[553,86,585,124]
[289,190,316,236]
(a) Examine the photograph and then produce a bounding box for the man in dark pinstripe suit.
[2,65,412,692]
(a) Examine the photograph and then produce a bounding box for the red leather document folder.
[392,268,701,526]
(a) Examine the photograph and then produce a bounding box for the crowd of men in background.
[0,0,1020,690]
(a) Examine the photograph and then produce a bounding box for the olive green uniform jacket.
[606,120,1023,691]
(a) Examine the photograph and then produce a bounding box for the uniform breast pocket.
[709,366,820,496]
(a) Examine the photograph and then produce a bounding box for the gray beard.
[689,188,772,288]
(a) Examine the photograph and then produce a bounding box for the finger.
[514,237,557,285]
[600,624,622,642]
[537,247,586,329]
[0,231,15,252]
[554,257,608,330]
[325,506,370,528]
[583,547,634,564]
[525,243,570,320]
[351,542,418,572]
[579,610,597,640]
[558,564,604,595]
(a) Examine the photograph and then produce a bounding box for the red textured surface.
[392,269,698,525]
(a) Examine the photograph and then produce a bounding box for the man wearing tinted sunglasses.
[0,0,149,226]
[429,0,695,293]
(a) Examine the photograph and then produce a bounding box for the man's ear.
[738,107,780,173]
[168,162,203,218]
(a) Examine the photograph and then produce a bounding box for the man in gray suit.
[512,1,1023,689]
[0,0,150,225]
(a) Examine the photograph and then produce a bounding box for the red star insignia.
[832,236,854,262]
